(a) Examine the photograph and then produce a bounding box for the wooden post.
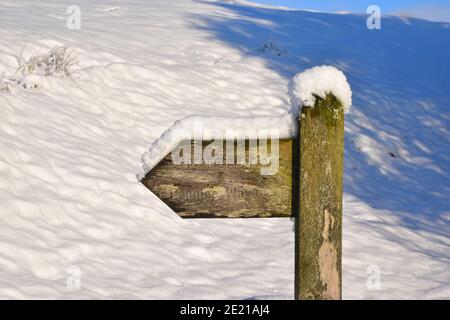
[295,93,344,300]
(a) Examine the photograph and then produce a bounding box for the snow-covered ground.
[0,0,449,299]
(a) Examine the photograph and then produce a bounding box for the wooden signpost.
[141,94,344,300]
[141,139,296,218]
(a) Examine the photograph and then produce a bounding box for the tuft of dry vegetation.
[16,46,78,77]
[1,46,78,92]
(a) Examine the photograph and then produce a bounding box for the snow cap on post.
[289,65,352,113]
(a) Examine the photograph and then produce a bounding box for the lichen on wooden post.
[295,93,344,300]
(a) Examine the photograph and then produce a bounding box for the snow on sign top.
[137,114,297,180]
[289,66,352,113]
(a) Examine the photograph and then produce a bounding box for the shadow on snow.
[189,1,450,240]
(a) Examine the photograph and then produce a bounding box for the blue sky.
[254,0,450,22]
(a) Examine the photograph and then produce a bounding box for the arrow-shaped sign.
[141,139,297,218]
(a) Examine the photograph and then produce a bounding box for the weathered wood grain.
[141,139,295,218]
[295,94,344,300]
